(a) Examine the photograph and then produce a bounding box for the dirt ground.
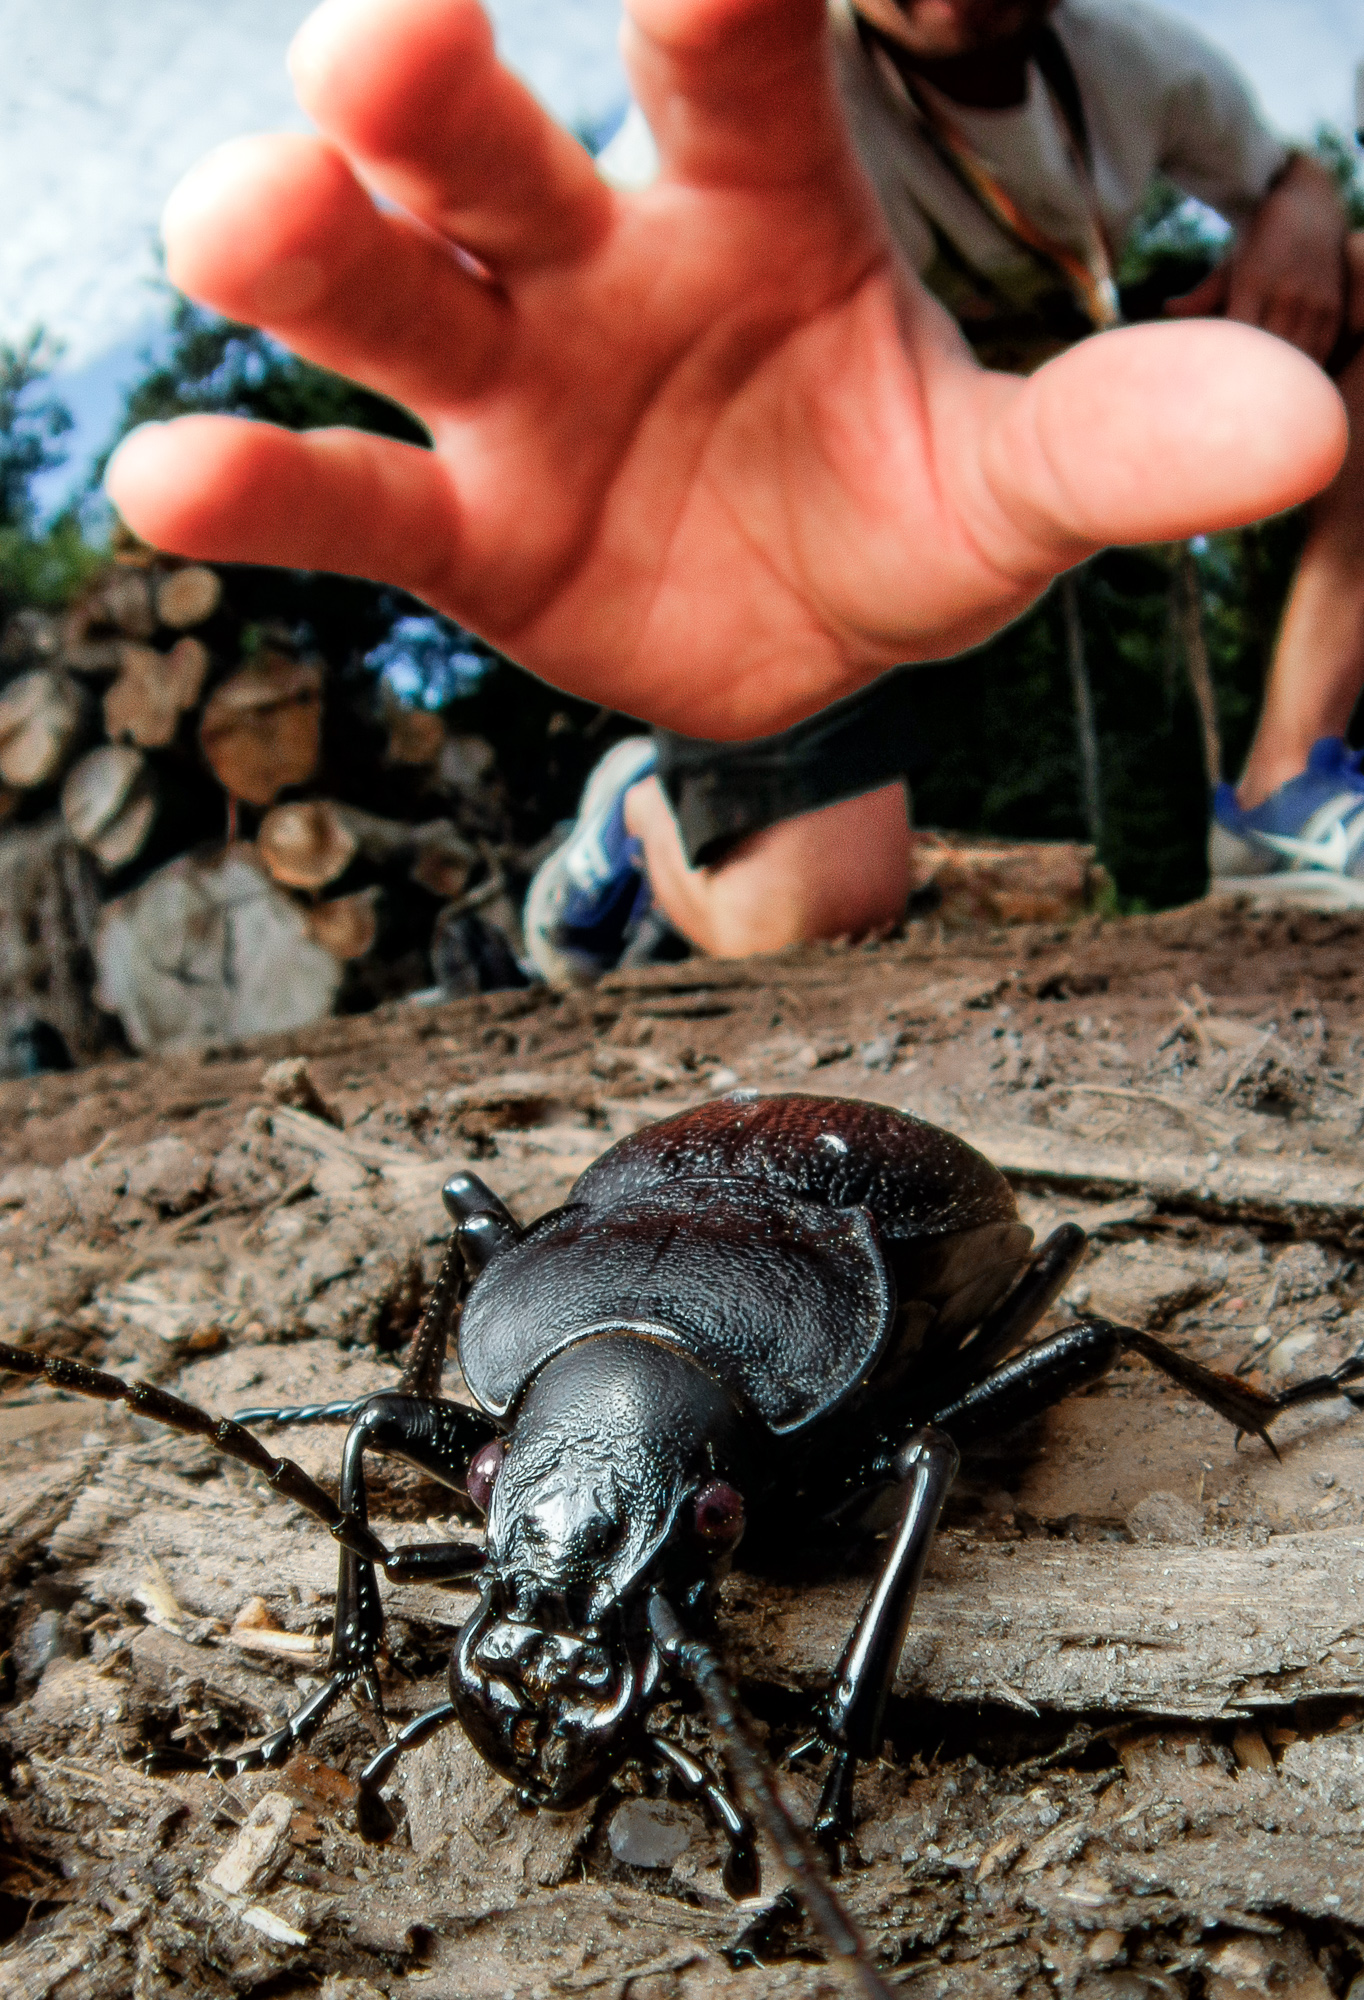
[2,897,1364,2000]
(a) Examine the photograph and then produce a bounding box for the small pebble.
[1266,1328,1318,1374]
[608,1799,691,1869]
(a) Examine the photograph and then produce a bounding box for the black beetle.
[5,1092,1362,1998]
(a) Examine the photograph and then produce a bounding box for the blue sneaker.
[524,737,658,985]
[1209,737,1364,909]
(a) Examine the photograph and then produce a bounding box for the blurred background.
[0,1,1361,1073]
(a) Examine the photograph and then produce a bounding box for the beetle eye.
[466,1440,504,1514]
[693,1480,744,1548]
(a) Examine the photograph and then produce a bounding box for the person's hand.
[106,0,1346,739]
[1165,153,1348,366]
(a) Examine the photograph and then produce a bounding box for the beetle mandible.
[6,1091,1363,1998]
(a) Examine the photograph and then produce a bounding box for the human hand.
[106,0,1347,738]
[1165,153,1348,366]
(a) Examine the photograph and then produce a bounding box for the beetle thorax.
[448,1333,752,1807]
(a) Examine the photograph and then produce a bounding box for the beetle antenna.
[648,1593,896,2000]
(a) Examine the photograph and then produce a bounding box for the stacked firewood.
[0,548,1113,1071]
[0,547,525,1062]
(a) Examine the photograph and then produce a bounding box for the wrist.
[1263,151,1347,224]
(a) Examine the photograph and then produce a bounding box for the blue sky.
[6,0,1359,513]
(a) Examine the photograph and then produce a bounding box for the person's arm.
[104,0,1346,741]
[1166,153,1349,364]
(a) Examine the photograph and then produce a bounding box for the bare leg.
[624,775,914,957]
[1238,233,1364,807]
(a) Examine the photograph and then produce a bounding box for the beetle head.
[449,1333,751,1808]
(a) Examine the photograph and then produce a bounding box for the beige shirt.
[599,0,1287,368]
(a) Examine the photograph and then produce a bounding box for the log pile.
[907,828,1109,925]
[0,547,525,1065]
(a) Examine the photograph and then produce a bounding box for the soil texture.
[3,898,1364,2000]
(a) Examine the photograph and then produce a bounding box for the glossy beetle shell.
[458,1093,1033,1444]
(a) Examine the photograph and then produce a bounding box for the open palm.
[108,0,1345,737]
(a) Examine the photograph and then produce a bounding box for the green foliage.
[0,332,106,624]
[0,513,104,611]
[0,333,74,534]
[110,297,429,457]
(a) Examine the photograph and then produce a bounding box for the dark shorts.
[654,666,925,869]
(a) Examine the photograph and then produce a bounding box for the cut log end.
[155,565,223,630]
[386,708,446,767]
[0,669,84,789]
[306,890,379,961]
[200,655,323,808]
[62,744,153,857]
[257,801,358,891]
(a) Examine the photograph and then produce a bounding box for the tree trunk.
[1059,572,1103,848]
[1172,542,1223,793]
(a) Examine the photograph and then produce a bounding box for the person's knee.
[627,777,913,959]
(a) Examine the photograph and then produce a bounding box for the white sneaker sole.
[1207,869,1364,912]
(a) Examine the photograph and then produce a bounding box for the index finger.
[625,0,866,194]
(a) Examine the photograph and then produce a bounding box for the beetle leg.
[930,1319,1130,1443]
[353,1698,462,1842]
[221,1391,496,1777]
[0,1343,386,1556]
[396,1232,468,1400]
[931,1318,1364,1458]
[932,1224,1088,1404]
[379,1540,486,1585]
[393,1172,521,1400]
[813,1428,960,1854]
[441,1169,519,1240]
[652,1732,761,1899]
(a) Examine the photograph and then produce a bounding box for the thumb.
[976,318,1346,572]
[1162,264,1230,317]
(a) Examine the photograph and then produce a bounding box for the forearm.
[1225,153,1348,357]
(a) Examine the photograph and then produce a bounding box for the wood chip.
[208,1792,296,1896]
[224,1627,327,1660]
